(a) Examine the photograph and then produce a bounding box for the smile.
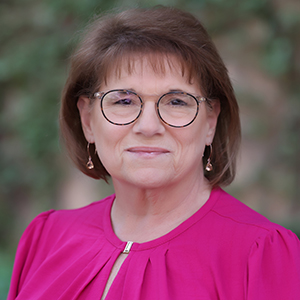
[126,147,170,156]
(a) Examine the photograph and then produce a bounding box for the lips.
[126,147,170,155]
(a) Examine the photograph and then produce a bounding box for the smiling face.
[78,55,219,190]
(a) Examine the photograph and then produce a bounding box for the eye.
[114,98,133,105]
[169,98,188,106]
[160,93,196,109]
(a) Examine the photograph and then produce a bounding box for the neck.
[111,172,211,243]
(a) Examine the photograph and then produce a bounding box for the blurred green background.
[1,0,300,298]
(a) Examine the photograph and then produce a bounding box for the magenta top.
[8,188,300,299]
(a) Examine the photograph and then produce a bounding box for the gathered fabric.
[8,188,300,299]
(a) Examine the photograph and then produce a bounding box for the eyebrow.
[118,88,188,96]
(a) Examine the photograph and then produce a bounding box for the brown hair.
[60,6,241,187]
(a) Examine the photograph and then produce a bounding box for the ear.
[205,99,220,145]
[77,96,95,143]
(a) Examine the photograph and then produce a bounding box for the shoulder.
[209,189,300,294]
[205,188,300,253]
[19,194,115,252]
[8,195,115,298]
[42,194,114,230]
[211,188,287,232]
[28,192,114,234]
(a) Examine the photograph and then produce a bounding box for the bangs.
[99,48,197,88]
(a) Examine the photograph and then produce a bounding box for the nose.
[132,101,165,136]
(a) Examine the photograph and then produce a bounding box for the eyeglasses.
[94,89,207,128]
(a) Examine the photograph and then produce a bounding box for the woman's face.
[78,56,219,189]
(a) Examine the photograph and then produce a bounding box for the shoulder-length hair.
[60,6,241,187]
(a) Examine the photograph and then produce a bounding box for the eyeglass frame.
[93,89,207,128]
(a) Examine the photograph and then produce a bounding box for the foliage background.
[0,0,299,298]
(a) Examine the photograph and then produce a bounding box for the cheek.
[175,121,208,165]
[94,136,120,175]
[90,118,112,160]
[92,120,128,164]
[172,129,203,165]
[180,119,208,147]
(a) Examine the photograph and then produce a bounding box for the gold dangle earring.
[86,142,95,170]
[205,144,213,172]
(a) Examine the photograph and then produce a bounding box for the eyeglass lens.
[101,90,199,127]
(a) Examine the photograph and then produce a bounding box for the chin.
[124,169,175,189]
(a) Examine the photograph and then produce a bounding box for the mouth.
[126,147,170,156]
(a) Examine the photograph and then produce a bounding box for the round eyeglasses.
[94,89,207,128]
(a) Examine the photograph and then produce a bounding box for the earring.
[205,144,213,172]
[86,142,94,170]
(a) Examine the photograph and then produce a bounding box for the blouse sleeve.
[7,210,55,300]
[247,228,300,300]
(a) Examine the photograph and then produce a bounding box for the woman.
[8,6,300,300]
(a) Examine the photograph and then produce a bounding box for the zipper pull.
[123,241,133,254]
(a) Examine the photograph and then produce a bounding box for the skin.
[77,55,220,243]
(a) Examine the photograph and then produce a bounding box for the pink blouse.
[8,188,300,299]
